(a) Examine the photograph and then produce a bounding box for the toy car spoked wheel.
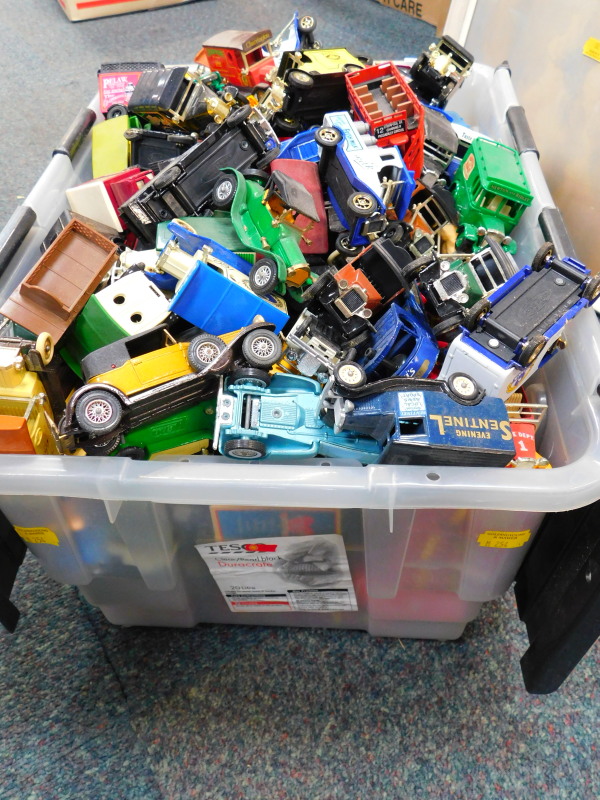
[249,258,279,296]
[242,329,283,368]
[298,14,316,33]
[348,192,377,217]
[212,174,238,210]
[35,332,54,365]
[517,335,547,367]
[335,233,360,258]
[315,126,343,148]
[187,333,229,372]
[530,241,555,271]
[286,69,315,92]
[582,273,600,302]
[333,361,367,390]
[117,446,147,460]
[448,373,481,402]
[230,367,272,388]
[226,104,252,127]
[224,438,266,460]
[75,390,123,435]
[107,104,128,119]
[463,297,491,332]
[81,434,123,456]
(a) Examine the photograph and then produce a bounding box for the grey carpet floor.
[1,1,599,798]
[3,553,600,799]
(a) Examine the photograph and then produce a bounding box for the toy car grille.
[439,272,463,296]
[341,289,365,313]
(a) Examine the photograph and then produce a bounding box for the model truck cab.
[196,29,276,88]
[451,137,533,254]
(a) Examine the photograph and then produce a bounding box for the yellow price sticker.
[477,530,531,549]
[14,526,59,546]
[583,37,600,62]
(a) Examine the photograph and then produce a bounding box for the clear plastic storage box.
[1,62,599,640]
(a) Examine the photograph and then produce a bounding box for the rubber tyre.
[187,334,227,372]
[117,446,147,460]
[242,168,270,185]
[582,274,600,302]
[432,313,465,337]
[274,115,302,136]
[348,192,377,217]
[300,270,333,302]
[75,390,123,435]
[226,105,252,127]
[224,438,266,460]
[531,242,555,271]
[517,335,547,367]
[242,329,283,368]
[335,233,360,257]
[229,367,272,388]
[463,298,491,332]
[35,332,54,365]
[333,361,367,389]
[81,434,123,456]
[107,104,128,119]
[212,174,237,210]
[298,14,316,33]
[287,69,315,92]
[315,126,343,148]
[447,373,480,402]
[249,258,279,296]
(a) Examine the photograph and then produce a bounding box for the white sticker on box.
[397,391,426,417]
[196,534,357,613]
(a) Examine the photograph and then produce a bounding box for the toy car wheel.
[249,258,279,295]
[242,329,283,368]
[287,69,315,92]
[242,168,270,185]
[343,63,364,73]
[518,335,547,367]
[300,270,333,302]
[226,104,252,127]
[335,233,360,257]
[531,242,555,271]
[274,114,302,136]
[348,192,377,217]
[224,438,266,460]
[81,434,123,456]
[298,14,316,32]
[582,274,600,302]
[212,174,238,210]
[315,126,343,148]
[107,104,128,119]
[35,332,54,365]
[187,334,229,372]
[75,390,123,435]
[117,446,147,460]
[432,313,465,337]
[448,373,481,402]
[334,361,367,389]
[230,367,272,388]
[400,254,432,283]
[463,298,491,332]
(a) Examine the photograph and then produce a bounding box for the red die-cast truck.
[194,29,275,88]
[97,62,164,119]
[346,61,424,178]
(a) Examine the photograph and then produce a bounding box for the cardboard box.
[371,0,451,33]
[56,0,201,23]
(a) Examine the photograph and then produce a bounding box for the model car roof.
[203,30,272,53]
